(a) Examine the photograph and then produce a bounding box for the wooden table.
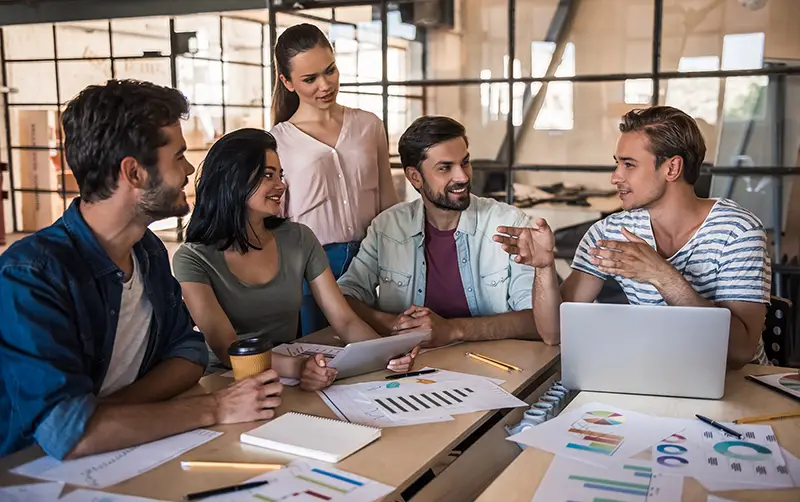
[475,365,800,502]
[0,337,560,501]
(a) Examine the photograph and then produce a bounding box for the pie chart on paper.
[778,373,800,391]
[583,410,626,425]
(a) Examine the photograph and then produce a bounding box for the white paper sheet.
[531,455,684,502]
[273,342,343,359]
[651,421,792,490]
[0,482,64,501]
[507,402,685,465]
[202,460,394,502]
[219,371,300,386]
[318,369,520,428]
[12,429,222,489]
[783,446,800,486]
[58,490,166,502]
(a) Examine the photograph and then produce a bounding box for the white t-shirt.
[99,253,153,397]
[572,198,771,365]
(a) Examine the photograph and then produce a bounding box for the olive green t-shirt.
[173,222,329,352]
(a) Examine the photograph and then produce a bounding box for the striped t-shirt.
[572,198,771,365]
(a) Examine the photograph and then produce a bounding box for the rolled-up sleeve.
[338,221,381,306]
[506,212,535,311]
[0,264,97,459]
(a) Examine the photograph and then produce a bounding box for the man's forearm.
[453,310,537,342]
[345,297,395,336]
[101,358,205,405]
[654,273,754,368]
[67,394,217,459]
[532,264,562,344]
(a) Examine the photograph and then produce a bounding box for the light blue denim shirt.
[338,194,534,315]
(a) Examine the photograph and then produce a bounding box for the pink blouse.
[270,107,399,246]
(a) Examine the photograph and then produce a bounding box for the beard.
[136,169,190,220]
[422,181,471,211]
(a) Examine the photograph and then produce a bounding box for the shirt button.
[343,199,348,205]
[492,281,497,286]
[397,281,403,286]
[462,258,467,263]
[418,289,422,293]
[338,173,343,178]
[467,288,473,292]
[110,309,116,315]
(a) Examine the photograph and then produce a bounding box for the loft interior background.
[1,0,799,270]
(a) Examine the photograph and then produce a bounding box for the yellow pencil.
[733,410,800,424]
[466,352,511,372]
[470,352,522,372]
[180,461,284,470]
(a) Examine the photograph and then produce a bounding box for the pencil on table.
[466,352,512,372]
[733,410,800,424]
[470,352,522,372]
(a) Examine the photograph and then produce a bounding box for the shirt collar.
[409,194,478,238]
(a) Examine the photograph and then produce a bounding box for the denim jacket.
[338,194,535,315]
[0,199,208,459]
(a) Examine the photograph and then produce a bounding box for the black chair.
[763,296,794,366]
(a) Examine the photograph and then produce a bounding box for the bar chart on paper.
[532,456,684,502]
[228,461,394,502]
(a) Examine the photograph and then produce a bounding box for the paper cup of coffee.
[228,336,272,381]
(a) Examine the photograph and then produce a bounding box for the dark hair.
[619,106,706,185]
[185,128,285,253]
[271,23,334,125]
[61,79,189,202]
[398,115,468,171]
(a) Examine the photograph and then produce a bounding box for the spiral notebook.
[240,412,381,463]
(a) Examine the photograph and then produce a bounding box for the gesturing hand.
[589,228,675,286]
[493,218,556,268]
[212,369,283,424]
[391,306,460,348]
[300,354,338,391]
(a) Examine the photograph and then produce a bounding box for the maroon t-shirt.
[423,220,471,319]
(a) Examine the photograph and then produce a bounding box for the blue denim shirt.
[0,199,208,459]
[338,194,535,315]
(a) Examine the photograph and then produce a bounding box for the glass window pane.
[55,21,110,59]
[2,24,54,60]
[7,62,57,104]
[58,61,113,104]
[428,0,508,81]
[661,0,800,72]
[113,58,172,87]
[184,106,223,150]
[111,17,170,57]
[8,106,59,146]
[225,106,265,133]
[224,63,263,106]
[222,17,263,64]
[175,15,222,60]
[177,57,223,105]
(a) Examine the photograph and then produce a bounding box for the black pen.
[696,414,743,439]
[385,369,438,380]
[184,480,269,500]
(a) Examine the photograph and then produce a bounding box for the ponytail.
[271,71,300,126]
[270,23,333,126]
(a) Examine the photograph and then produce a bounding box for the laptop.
[560,302,731,399]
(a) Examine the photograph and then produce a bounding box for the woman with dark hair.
[173,128,416,390]
[270,23,399,336]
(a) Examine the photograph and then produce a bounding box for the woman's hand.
[299,354,338,391]
[386,345,420,373]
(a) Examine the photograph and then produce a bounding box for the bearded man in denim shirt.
[0,80,283,460]
[339,116,557,348]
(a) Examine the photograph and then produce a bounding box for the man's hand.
[212,369,283,424]
[387,345,420,373]
[300,354,338,391]
[493,219,556,268]
[391,306,461,347]
[590,228,678,286]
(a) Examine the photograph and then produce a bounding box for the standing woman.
[270,23,399,336]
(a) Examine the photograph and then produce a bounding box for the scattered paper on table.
[318,369,521,428]
[508,402,684,465]
[273,342,343,359]
[205,459,394,502]
[219,370,300,386]
[646,421,792,491]
[782,446,800,486]
[58,490,167,502]
[531,455,684,502]
[0,482,64,501]
[12,429,222,489]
